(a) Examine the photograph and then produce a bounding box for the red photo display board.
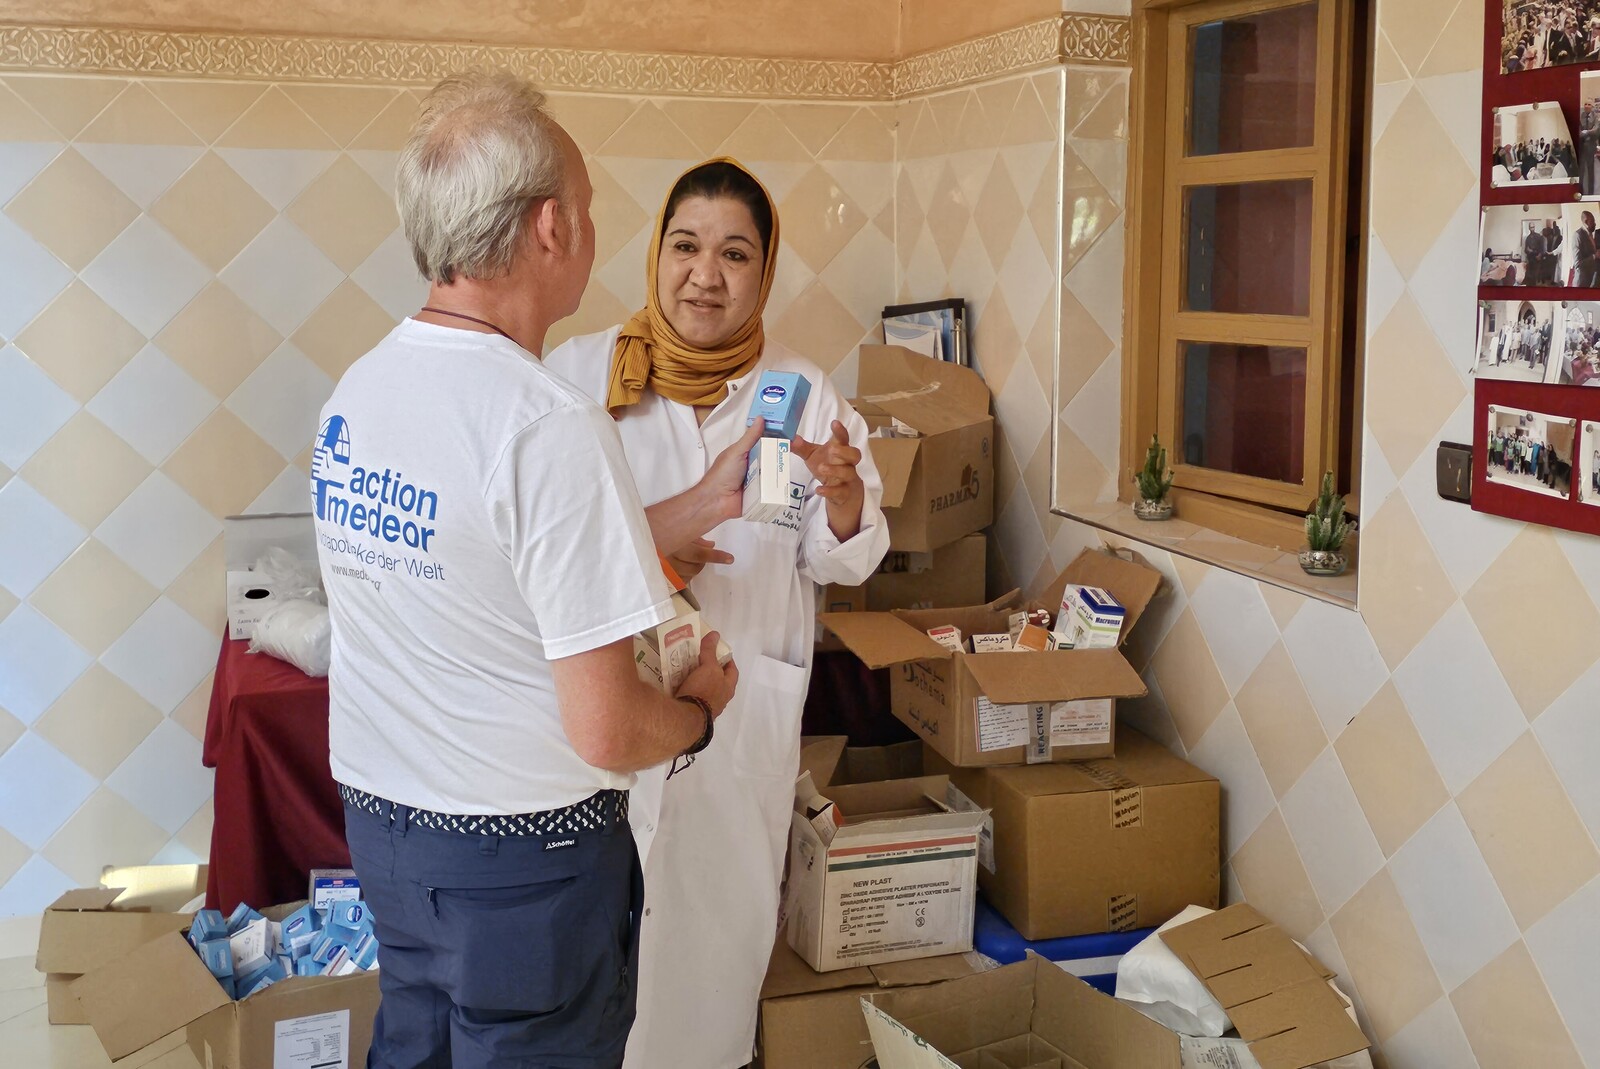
[1475,1,1600,536]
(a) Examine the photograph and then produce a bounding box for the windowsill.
[1052,498,1358,610]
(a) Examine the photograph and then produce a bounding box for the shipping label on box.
[974,698,1114,755]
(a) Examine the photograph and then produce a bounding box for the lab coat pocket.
[730,654,808,781]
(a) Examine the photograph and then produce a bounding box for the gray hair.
[397,71,572,283]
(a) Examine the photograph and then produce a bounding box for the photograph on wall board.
[1582,73,1600,198]
[1562,203,1600,286]
[1580,422,1600,506]
[1501,5,1600,72]
[1476,300,1560,381]
[1492,102,1579,187]
[1555,302,1600,385]
[1486,405,1576,500]
[1481,205,1567,287]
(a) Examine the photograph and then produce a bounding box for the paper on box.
[743,437,792,522]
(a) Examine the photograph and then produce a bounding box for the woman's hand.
[669,537,733,580]
[792,420,865,541]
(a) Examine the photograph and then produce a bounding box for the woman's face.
[656,195,766,349]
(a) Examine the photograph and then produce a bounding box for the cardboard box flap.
[1039,549,1164,641]
[857,345,992,435]
[820,775,955,821]
[761,939,876,1000]
[47,888,125,912]
[962,649,1147,705]
[871,436,921,509]
[1033,957,1183,1069]
[866,958,1037,1054]
[1159,905,1368,1069]
[799,735,849,789]
[868,952,990,989]
[819,611,952,669]
[71,930,232,1061]
[986,729,1219,796]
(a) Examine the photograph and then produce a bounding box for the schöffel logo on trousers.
[544,838,577,851]
[929,463,982,512]
[760,383,787,404]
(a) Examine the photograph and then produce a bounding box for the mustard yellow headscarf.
[606,157,780,413]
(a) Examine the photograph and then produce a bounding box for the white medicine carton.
[743,437,792,522]
[1052,585,1126,651]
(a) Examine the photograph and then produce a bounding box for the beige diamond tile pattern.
[549,95,642,156]
[1150,608,1231,750]
[1232,807,1325,941]
[177,796,214,858]
[589,160,651,269]
[146,81,267,143]
[1356,494,1457,669]
[1450,941,1585,1069]
[1335,682,1450,857]
[1380,0,1457,79]
[822,107,894,162]
[1457,733,1600,931]
[41,786,168,887]
[218,87,337,150]
[28,538,158,656]
[1073,79,1128,141]
[33,664,161,780]
[720,105,814,163]
[1053,421,1112,510]
[1062,143,1120,277]
[973,289,1024,396]
[5,76,125,139]
[292,280,398,382]
[0,706,21,761]
[780,166,866,275]
[286,155,398,273]
[4,148,138,271]
[281,85,398,147]
[924,163,970,270]
[651,100,751,158]
[1365,294,1467,477]
[13,281,144,403]
[78,85,199,146]
[1059,286,1114,406]
[972,157,1025,270]
[1419,1,1485,78]
[1259,583,1307,631]
[0,824,29,889]
[161,409,284,519]
[1329,868,1444,1043]
[1004,81,1057,147]
[1233,643,1328,799]
[172,673,214,742]
[1369,90,1474,277]
[155,281,282,399]
[0,82,60,140]
[150,152,276,273]
[163,535,225,640]
[19,413,150,529]
[1065,69,1117,135]
[348,92,422,152]
[768,282,865,374]
[599,102,701,159]
[770,103,852,158]
[1466,528,1600,720]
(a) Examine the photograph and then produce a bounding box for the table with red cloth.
[203,637,349,914]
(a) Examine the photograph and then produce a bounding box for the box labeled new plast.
[852,346,993,553]
[224,513,319,641]
[746,369,811,439]
[927,728,1220,941]
[35,865,208,1026]
[821,550,1163,767]
[786,772,987,973]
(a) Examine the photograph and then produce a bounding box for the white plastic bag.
[254,546,324,603]
[1115,904,1231,1037]
[249,597,331,677]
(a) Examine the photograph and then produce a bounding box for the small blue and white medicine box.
[186,908,227,948]
[745,370,810,440]
[184,896,380,1001]
[309,868,361,911]
[743,438,791,522]
[1051,585,1126,651]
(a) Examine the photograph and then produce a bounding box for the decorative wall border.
[0,14,1129,99]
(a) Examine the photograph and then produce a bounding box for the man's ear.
[527,197,566,256]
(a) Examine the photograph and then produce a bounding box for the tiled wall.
[1031,0,1600,1064]
[0,76,892,952]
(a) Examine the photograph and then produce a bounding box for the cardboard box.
[224,513,318,641]
[786,772,987,972]
[821,534,989,617]
[71,901,380,1068]
[756,938,992,1069]
[820,550,1163,767]
[35,865,209,1025]
[928,729,1220,941]
[831,740,923,785]
[854,345,994,553]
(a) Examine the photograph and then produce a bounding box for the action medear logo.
[929,463,982,513]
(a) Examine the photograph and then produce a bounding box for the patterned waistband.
[338,784,628,837]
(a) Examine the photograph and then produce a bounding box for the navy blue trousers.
[343,796,642,1069]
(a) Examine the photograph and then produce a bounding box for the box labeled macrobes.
[785,772,987,973]
[852,345,994,553]
[928,728,1220,941]
[744,437,792,522]
[820,550,1163,767]
[1054,584,1126,650]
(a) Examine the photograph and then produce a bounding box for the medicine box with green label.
[1053,585,1126,650]
[785,773,988,972]
[819,550,1163,768]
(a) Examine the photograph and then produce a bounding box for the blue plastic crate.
[972,896,1153,995]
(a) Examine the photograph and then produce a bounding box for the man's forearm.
[646,488,721,558]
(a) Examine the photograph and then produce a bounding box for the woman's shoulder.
[543,324,623,402]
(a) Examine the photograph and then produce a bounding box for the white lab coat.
[545,327,889,1069]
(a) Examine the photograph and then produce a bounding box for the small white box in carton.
[744,437,792,522]
[634,588,733,695]
[1053,584,1126,650]
[926,625,963,652]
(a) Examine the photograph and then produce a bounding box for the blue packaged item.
[972,896,1151,995]
[187,909,227,948]
[225,902,263,935]
[329,900,371,930]
[195,937,234,981]
[294,956,323,977]
[237,960,287,998]
[745,370,810,440]
[350,930,380,971]
[279,903,321,956]
[308,931,345,966]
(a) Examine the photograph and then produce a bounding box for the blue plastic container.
[972,896,1153,995]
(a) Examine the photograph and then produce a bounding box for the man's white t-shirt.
[311,319,673,815]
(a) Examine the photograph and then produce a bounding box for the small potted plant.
[1300,472,1353,577]
[1132,435,1174,520]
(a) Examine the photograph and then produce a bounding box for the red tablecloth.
[203,638,348,914]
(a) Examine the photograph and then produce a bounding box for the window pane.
[1185,180,1313,316]
[1180,342,1306,482]
[1189,3,1318,156]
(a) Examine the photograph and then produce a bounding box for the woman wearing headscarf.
[546,157,889,1069]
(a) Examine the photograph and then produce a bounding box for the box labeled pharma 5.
[309,868,360,911]
[785,772,987,972]
[744,437,792,522]
[746,369,811,440]
[1053,585,1126,651]
[820,550,1163,768]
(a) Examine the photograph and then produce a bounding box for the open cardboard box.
[757,938,993,1069]
[928,729,1220,941]
[820,550,1162,767]
[70,900,379,1068]
[786,772,987,973]
[854,345,994,553]
[35,865,208,1025]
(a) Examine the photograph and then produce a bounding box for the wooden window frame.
[1122,0,1367,549]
